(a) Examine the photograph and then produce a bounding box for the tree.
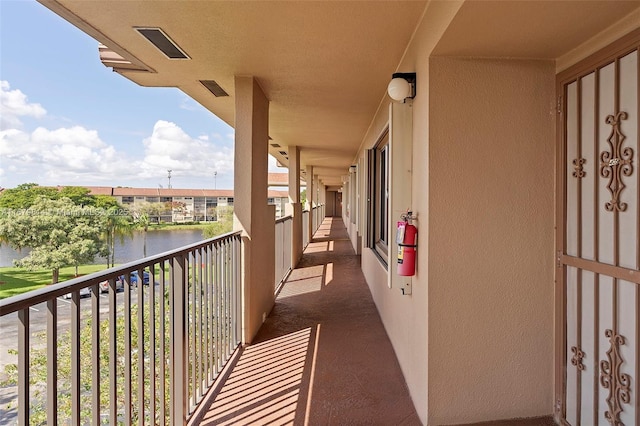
[93,194,121,210]
[102,206,134,268]
[2,300,172,424]
[203,206,233,238]
[0,196,107,283]
[58,186,94,206]
[133,212,151,258]
[0,183,59,209]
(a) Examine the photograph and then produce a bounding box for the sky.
[0,0,286,191]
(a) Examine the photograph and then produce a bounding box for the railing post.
[46,299,58,426]
[18,309,29,426]
[71,291,81,426]
[171,254,188,425]
[92,284,101,426]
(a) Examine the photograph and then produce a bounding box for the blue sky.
[0,0,284,190]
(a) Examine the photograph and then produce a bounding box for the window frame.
[367,128,390,265]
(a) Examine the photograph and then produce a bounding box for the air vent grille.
[270,143,281,148]
[200,80,229,97]
[135,28,189,59]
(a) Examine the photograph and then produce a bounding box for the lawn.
[0,264,109,299]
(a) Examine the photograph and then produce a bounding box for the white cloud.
[0,81,46,130]
[0,82,237,189]
[0,125,135,186]
[140,120,234,180]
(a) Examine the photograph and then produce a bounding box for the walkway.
[199,217,420,425]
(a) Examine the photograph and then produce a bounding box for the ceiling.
[41,0,428,188]
[433,0,640,58]
[38,1,640,189]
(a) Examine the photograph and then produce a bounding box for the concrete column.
[313,174,320,230]
[287,146,303,266]
[306,165,314,239]
[233,76,275,344]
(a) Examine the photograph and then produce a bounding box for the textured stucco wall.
[234,76,276,343]
[428,57,555,424]
[354,3,463,424]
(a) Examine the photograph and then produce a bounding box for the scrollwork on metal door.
[570,346,586,371]
[600,111,634,212]
[600,329,631,426]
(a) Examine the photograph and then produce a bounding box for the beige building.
[86,186,290,222]
[20,1,640,424]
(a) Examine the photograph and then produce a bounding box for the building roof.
[82,186,288,199]
[268,173,306,187]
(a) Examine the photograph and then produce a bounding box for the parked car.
[98,278,125,293]
[128,270,151,286]
[63,286,91,299]
[98,271,156,293]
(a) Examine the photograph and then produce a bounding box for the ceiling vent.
[279,151,287,156]
[135,27,189,59]
[270,143,281,148]
[200,80,229,97]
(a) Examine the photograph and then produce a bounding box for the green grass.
[148,223,209,231]
[0,264,109,299]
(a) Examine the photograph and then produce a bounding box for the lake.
[0,229,207,267]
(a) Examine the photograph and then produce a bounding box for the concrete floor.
[199,217,421,425]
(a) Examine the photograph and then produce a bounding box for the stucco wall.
[234,76,276,343]
[428,57,555,424]
[352,3,463,424]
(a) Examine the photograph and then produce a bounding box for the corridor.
[199,217,421,425]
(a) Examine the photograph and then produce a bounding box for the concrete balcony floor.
[199,217,421,425]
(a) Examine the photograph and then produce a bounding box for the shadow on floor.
[199,217,420,426]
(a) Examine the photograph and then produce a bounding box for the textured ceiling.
[39,0,640,187]
[43,0,428,187]
[433,0,640,58]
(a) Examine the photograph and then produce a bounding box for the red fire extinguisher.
[397,212,417,276]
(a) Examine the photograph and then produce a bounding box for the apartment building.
[86,186,289,222]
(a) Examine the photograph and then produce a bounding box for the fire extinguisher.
[397,211,417,276]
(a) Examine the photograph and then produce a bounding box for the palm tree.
[103,207,134,268]
[134,213,151,258]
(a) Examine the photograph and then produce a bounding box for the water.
[0,229,207,267]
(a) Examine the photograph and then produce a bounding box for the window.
[121,196,134,204]
[368,129,389,264]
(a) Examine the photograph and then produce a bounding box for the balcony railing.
[302,204,324,249]
[302,210,310,248]
[0,231,242,425]
[274,215,293,293]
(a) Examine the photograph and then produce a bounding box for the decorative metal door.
[557,34,639,426]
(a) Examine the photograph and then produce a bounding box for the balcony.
[197,217,420,425]
[0,206,417,425]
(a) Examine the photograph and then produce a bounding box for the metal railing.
[274,215,293,293]
[0,231,242,425]
[301,204,325,250]
[302,210,310,248]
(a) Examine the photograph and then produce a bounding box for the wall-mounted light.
[387,72,416,103]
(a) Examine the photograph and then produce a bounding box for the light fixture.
[387,72,416,103]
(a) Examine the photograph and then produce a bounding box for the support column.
[313,174,320,232]
[287,146,303,266]
[306,165,314,240]
[233,76,275,344]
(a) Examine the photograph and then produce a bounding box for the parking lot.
[0,287,149,425]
